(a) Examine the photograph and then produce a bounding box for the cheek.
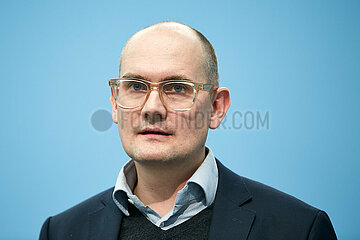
[174,108,211,135]
[117,111,141,135]
[189,100,212,130]
[176,113,210,149]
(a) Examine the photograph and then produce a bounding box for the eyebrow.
[121,73,192,81]
[121,73,145,79]
[163,75,192,81]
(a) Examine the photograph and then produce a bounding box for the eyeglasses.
[109,78,217,111]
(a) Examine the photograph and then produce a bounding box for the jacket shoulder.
[40,187,115,240]
[53,187,114,219]
[242,176,318,212]
[216,160,337,239]
[217,159,318,213]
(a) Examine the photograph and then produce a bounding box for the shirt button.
[127,199,134,205]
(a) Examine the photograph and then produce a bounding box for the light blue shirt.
[112,146,218,230]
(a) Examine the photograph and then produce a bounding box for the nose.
[141,88,167,123]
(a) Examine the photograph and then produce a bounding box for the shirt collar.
[112,146,218,214]
[186,147,218,206]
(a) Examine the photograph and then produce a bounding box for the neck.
[133,147,206,217]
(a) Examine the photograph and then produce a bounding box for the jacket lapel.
[208,160,256,240]
[88,190,124,240]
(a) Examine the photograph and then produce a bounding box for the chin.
[128,148,183,166]
[137,150,161,159]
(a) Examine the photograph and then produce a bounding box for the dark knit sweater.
[119,203,214,240]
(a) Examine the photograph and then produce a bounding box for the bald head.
[119,21,219,86]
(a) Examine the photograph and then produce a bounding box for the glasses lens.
[162,82,195,110]
[115,80,148,108]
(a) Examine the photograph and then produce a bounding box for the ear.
[209,87,231,129]
[110,88,118,124]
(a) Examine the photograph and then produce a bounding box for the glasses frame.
[109,78,217,111]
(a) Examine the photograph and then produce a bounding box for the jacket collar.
[208,159,255,240]
[88,189,124,240]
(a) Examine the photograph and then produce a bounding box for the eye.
[132,83,142,90]
[164,83,190,93]
[173,84,185,93]
[128,81,147,91]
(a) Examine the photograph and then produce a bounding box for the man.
[39,21,337,240]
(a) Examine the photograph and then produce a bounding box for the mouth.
[138,128,172,136]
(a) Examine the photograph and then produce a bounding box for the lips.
[138,128,172,136]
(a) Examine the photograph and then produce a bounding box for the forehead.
[120,28,205,81]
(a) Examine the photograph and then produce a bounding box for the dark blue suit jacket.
[40,160,337,239]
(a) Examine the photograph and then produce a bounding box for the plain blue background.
[1,0,359,239]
